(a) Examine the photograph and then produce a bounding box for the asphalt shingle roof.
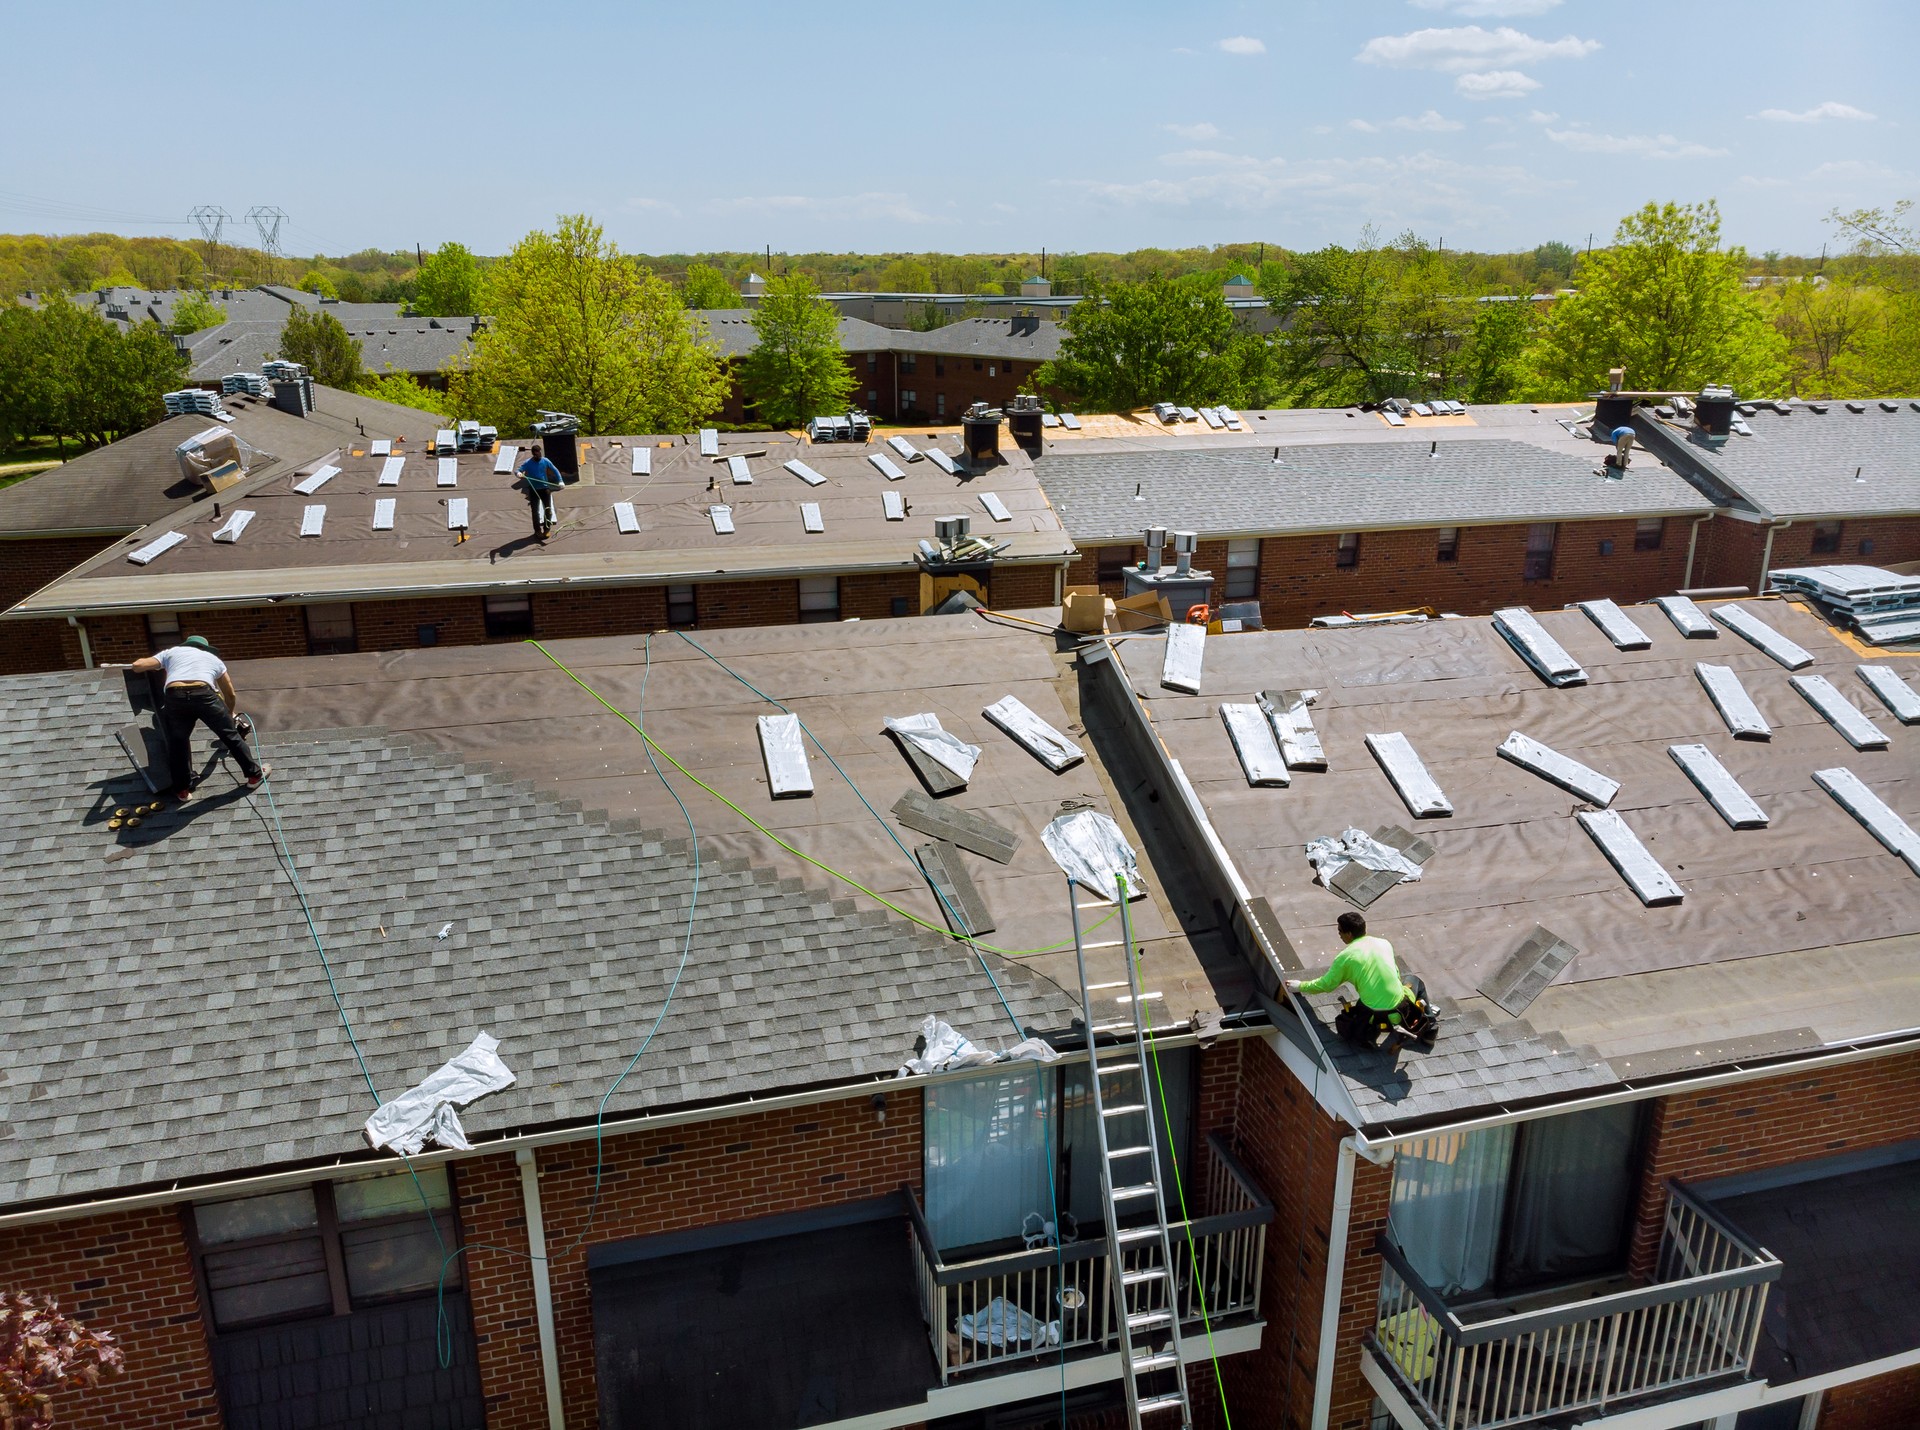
[0,668,1076,1210]
[1036,436,1712,542]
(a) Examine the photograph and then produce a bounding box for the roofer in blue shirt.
[518,442,563,541]
[129,635,271,802]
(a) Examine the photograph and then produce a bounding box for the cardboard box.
[1110,591,1173,632]
[1061,586,1106,634]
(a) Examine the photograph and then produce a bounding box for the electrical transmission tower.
[189,205,231,279]
[245,207,289,284]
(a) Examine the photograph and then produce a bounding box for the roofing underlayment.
[0,616,1239,1211]
[1112,597,1920,1132]
[7,428,1073,617]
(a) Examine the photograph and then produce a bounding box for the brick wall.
[1222,1037,1389,1430]
[0,1206,221,1429]
[1819,1365,1920,1430]
[1628,1048,1920,1278]
[0,534,125,674]
[459,1092,924,1429]
[1068,517,1692,629]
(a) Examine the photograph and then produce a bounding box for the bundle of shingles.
[1769,565,1920,646]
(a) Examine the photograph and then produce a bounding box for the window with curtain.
[1388,1103,1642,1303]
[924,1051,1194,1255]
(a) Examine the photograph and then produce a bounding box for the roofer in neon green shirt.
[1287,912,1432,1040]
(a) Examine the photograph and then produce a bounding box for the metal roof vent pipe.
[1695,384,1736,443]
[1172,530,1198,576]
[1144,526,1168,571]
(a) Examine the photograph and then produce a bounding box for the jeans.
[526,488,556,536]
[161,684,261,792]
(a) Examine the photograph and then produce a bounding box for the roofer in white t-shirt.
[129,636,271,802]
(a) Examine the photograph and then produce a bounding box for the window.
[667,584,697,629]
[1435,528,1459,563]
[188,1169,461,1332]
[798,576,840,623]
[482,594,533,638]
[1634,517,1665,552]
[1225,538,1261,599]
[303,603,357,656]
[1811,521,1844,555]
[1336,532,1360,569]
[899,353,918,374]
[922,1053,1195,1254]
[146,612,181,652]
[1388,1104,1642,1301]
[1523,523,1557,581]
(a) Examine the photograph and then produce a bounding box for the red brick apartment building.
[6,598,1920,1430]
[4,424,1073,671]
[1043,398,1920,628]
[0,385,442,674]
[697,310,1063,426]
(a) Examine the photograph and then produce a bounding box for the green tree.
[1036,275,1271,412]
[278,306,364,388]
[357,370,456,417]
[412,242,484,317]
[297,270,338,299]
[168,291,226,335]
[452,213,729,434]
[1520,200,1790,399]
[682,263,737,310]
[738,273,857,427]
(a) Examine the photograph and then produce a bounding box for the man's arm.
[216,672,239,713]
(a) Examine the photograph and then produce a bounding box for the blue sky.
[4,0,1913,258]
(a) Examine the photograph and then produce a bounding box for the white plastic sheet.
[364,1032,516,1156]
[885,713,981,783]
[1306,827,1423,889]
[1041,810,1148,903]
[982,695,1084,772]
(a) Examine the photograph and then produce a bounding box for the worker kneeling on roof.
[130,635,271,803]
[1287,912,1435,1043]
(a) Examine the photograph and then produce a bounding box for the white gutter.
[516,1149,566,1430]
[1311,1136,1395,1430]
[67,615,92,670]
[1682,511,1715,589]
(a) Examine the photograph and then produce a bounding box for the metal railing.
[1367,1181,1781,1430]
[906,1134,1272,1384]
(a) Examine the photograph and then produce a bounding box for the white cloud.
[1543,128,1727,160]
[1753,101,1875,123]
[1357,25,1598,72]
[1410,0,1561,14]
[1218,36,1266,55]
[1164,121,1221,141]
[1350,110,1466,133]
[1455,69,1541,100]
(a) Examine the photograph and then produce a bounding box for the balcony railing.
[1368,1181,1781,1430]
[906,1134,1272,1384]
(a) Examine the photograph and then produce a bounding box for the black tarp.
[589,1210,937,1430]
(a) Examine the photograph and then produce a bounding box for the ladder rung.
[1115,1226,1160,1245]
[1097,1060,1141,1076]
[1103,1103,1147,1118]
[1136,1393,1188,1415]
[1127,1309,1173,1332]
[1108,1144,1152,1159]
[1111,1184,1158,1201]
[1133,1349,1180,1373]
[1121,1267,1167,1287]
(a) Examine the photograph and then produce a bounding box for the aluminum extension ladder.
[1069,875,1193,1429]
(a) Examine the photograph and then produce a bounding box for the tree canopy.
[738,274,857,428]
[0,297,185,452]
[411,242,484,317]
[278,306,364,388]
[1036,275,1272,412]
[1520,201,1788,399]
[452,214,729,435]
[681,263,737,310]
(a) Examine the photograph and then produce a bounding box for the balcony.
[906,1134,1273,1386]
[1367,1181,1782,1430]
